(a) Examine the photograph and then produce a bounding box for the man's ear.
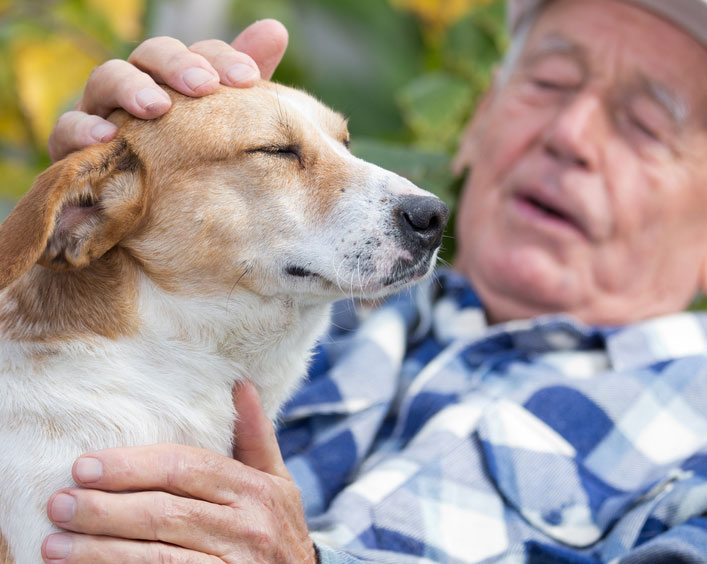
[0,138,145,290]
[451,68,500,176]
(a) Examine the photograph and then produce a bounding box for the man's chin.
[462,245,585,323]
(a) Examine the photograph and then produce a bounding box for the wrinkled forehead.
[122,82,348,164]
[521,0,707,117]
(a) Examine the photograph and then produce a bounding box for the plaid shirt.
[278,270,707,564]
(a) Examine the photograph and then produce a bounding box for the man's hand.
[48,19,289,162]
[42,382,316,564]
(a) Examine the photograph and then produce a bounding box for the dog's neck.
[0,250,331,415]
[134,266,332,415]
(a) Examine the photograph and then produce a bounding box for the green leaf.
[397,71,473,150]
[445,8,505,82]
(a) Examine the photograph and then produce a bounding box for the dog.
[0,81,448,563]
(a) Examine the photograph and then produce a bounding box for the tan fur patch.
[0,530,14,564]
[0,247,140,341]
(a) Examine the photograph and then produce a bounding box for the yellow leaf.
[86,0,145,41]
[0,104,27,146]
[390,0,493,33]
[0,159,43,200]
[11,35,101,145]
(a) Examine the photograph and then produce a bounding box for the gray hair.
[496,0,553,87]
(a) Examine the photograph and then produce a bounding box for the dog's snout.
[396,196,449,250]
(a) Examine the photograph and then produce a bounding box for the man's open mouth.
[515,193,588,239]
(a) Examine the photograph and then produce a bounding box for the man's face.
[455,0,707,325]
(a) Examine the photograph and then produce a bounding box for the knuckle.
[167,49,209,71]
[76,116,103,140]
[76,490,109,523]
[158,446,193,490]
[189,38,231,53]
[53,111,78,134]
[129,36,184,61]
[146,492,179,537]
[226,51,258,69]
[242,520,272,547]
[147,543,182,564]
[114,72,152,101]
[89,59,129,82]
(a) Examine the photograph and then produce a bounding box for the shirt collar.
[434,270,707,371]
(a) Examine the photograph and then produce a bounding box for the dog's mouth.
[381,256,434,288]
[285,265,319,279]
[285,254,434,296]
[284,264,340,291]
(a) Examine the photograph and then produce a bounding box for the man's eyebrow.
[525,35,690,128]
[637,76,689,128]
[523,33,586,64]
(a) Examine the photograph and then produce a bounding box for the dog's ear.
[0,138,145,290]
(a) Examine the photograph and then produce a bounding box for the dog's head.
[0,82,448,303]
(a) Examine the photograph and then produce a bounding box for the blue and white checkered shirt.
[278,270,707,564]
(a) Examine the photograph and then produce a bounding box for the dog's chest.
[1,338,240,455]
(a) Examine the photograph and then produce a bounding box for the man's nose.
[543,92,603,169]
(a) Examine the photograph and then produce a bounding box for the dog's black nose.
[396,196,449,250]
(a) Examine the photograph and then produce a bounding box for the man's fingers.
[70,444,252,505]
[128,36,220,96]
[48,21,288,161]
[189,39,260,86]
[48,112,117,162]
[46,489,236,555]
[41,532,220,564]
[76,59,172,119]
[232,381,290,479]
[49,57,172,161]
[232,18,289,80]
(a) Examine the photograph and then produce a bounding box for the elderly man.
[41,0,707,562]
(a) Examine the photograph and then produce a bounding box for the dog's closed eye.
[248,145,301,161]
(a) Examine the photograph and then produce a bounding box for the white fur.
[0,276,332,562]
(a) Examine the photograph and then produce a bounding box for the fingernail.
[135,88,170,111]
[182,67,216,91]
[226,64,259,84]
[90,122,116,143]
[49,493,75,523]
[45,533,72,560]
[75,457,103,483]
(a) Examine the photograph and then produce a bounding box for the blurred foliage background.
[0,0,508,260]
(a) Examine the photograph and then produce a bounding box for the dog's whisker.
[356,257,363,295]
[332,256,346,296]
[226,264,252,313]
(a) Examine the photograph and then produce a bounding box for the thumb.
[232,381,290,479]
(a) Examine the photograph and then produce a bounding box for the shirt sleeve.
[315,542,438,564]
